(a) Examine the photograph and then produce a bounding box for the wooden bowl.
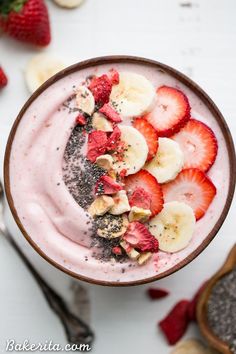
[197,244,236,353]
[3,56,236,285]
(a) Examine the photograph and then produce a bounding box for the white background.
[0,0,236,353]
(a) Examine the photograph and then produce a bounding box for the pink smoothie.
[9,62,230,283]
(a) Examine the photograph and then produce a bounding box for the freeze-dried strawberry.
[112,246,122,255]
[87,131,108,162]
[106,126,121,151]
[89,74,112,106]
[129,187,152,210]
[75,113,86,125]
[159,300,190,345]
[99,103,122,123]
[119,169,127,179]
[147,288,169,300]
[188,282,207,321]
[95,175,123,195]
[123,222,159,253]
[109,68,119,85]
[0,67,8,88]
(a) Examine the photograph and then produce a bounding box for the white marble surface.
[0,0,235,353]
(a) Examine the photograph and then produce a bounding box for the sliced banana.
[76,86,95,115]
[149,201,195,253]
[92,112,113,132]
[110,72,156,119]
[53,0,84,8]
[170,339,209,354]
[145,138,184,183]
[25,54,66,93]
[96,214,129,239]
[109,190,131,215]
[113,125,148,175]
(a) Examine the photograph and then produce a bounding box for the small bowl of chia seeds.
[197,244,236,354]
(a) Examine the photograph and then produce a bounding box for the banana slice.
[96,214,129,239]
[110,72,156,119]
[149,201,195,253]
[145,137,184,183]
[53,0,84,8]
[76,86,95,115]
[113,125,148,175]
[25,54,66,93]
[171,339,209,354]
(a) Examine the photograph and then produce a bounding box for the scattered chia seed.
[207,267,236,353]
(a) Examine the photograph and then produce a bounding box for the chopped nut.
[120,240,140,260]
[97,215,129,239]
[128,206,151,222]
[88,195,114,217]
[96,154,114,170]
[109,190,131,215]
[108,169,117,180]
[92,112,113,132]
[138,252,152,265]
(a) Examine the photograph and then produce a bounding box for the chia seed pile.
[62,99,128,263]
[207,267,236,353]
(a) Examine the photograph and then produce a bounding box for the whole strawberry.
[0,0,51,46]
[0,66,8,88]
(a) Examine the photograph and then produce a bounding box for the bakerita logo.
[5,339,91,352]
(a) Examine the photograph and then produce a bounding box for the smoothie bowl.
[4,56,236,286]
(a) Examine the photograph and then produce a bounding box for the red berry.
[129,187,152,210]
[75,113,86,125]
[0,67,8,88]
[109,68,119,85]
[106,126,121,151]
[119,169,127,179]
[163,168,216,220]
[0,0,51,46]
[112,246,122,255]
[89,74,112,106]
[172,119,218,172]
[147,288,169,300]
[86,130,108,162]
[159,300,190,345]
[123,222,159,253]
[99,103,122,123]
[145,86,190,137]
[133,118,158,161]
[124,170,164,217]
[95,175,123,195]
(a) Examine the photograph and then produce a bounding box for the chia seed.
[207,267,236,353]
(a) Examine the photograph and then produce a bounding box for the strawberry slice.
[87,130,108,162]
[129,187,152,210]
[133,117,158,161]
[95,175,123,195]
[163,168,216,220]
[0,67,8,88]
[124,170,164,217]
[123,221,159,252]
[89,74,112,106]
[144,86,190,137]
[172,119,218,172]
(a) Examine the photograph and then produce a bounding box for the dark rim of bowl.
[4,55,236,286]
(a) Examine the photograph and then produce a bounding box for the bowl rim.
[4,55,236,286]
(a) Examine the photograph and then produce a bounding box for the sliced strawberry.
[95,175,123,195]
[145,86,191,137]
[75,113,86,125]
[163,168,216,220]
[129,187,152,210]
[124,170,164,217]
[87,130,108,162]
[88,74,112,106]
[123,222,159,253]
[159,300,190,345]
[172,118,218,172]
[109,68,119,85]
[0,67,8,88]
[147,288,169,300]
[133,118,158,161]
[99,103,122,123]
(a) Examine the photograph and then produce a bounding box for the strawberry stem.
[0,0,27,15]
